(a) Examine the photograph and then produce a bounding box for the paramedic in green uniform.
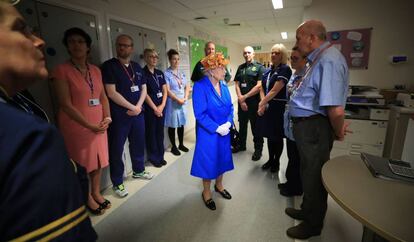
[234,46,265,161]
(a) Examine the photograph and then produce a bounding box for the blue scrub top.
[101,58,145,114]
[143,66,166,106]
[288,41,349,117]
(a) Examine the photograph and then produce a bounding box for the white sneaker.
[132,170,154,180]
[113,184,128,197]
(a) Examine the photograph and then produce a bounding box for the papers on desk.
[360,153,414,184]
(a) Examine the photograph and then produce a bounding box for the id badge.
[88,98,100,106]
[156,92,163,98]
[131,85,139,92]
[241,83,247,88]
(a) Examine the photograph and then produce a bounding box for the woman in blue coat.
[190,53,234,210]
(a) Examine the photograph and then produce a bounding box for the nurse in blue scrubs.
[190,53,234,210]
[143,48,167,167]
[102,35,153,198]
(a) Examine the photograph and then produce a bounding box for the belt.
[291,114,325,123]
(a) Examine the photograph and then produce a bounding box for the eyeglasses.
[271,52,281,55]
[290,56,301,61]
[68,39,86,45]
[117,43,132,48]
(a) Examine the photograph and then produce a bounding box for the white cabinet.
[383,106,414,160]
[332,119,387,158]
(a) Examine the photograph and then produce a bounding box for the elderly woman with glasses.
[190,53,234,210]
[256,43,292,174]
[143,48,167,167]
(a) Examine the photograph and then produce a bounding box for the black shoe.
[178,145,189,152]
[214,185,232,199]
[285,207,305,220]
[87,205,105,215]
[202,193,216,210]
[171,146,181,156]
[280,187,303,197]
[286,222,321,240]
[232,146,246,153]
[270,164,279,173]
[261,160,272,170]
[161,160,167,166]
[278,183,287,190]
[96,199,111,209]
[251,150,262,161]
[150,161,163,168]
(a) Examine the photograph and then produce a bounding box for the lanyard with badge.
[71,60,99,107]
[171,70,183,89]
[119,60,139,93]
[288,43,333,99]
[265,69,277,95]
[152,73,163,99]
[241,68,248,88]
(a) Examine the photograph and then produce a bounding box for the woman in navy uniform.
[191,53,234,211]
[143,48,167,167]
[0,2,96,240]
[257,44,292,173]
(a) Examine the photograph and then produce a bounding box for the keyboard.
[388,159,414,179]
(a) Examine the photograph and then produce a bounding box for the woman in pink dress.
[52,27,111,215]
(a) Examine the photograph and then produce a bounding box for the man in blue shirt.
[285,20,349,240]
[102,34,154,198]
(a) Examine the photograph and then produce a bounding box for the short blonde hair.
[143,48,157,58]
[271,43,289,64]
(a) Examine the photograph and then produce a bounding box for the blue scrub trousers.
[108,113,145,186]
[145,110,165,165]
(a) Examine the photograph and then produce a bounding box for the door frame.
[37,0,107,62]
[106,14,166,59]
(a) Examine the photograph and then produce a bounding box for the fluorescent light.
[281,32,288,39]
[272,0,283,9]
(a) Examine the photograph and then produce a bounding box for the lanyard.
[118,60,136,86]
[152,73,160,89]
[70,60,94,96]
[171,69,183,89]
[288,43,333,99]
[265,68,276,94]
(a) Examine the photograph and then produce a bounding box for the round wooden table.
[322,155,414,242]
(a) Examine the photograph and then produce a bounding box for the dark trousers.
[238,101,263,151]
[285,139,302,192]
[145,111,165,165]
[292,115,334,229]
[267,137,284,169]
[108,114,145,186]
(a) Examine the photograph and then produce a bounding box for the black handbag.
[230,124,240,150]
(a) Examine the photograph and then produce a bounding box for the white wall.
[303,0,414,90]
[251,41,296,53]
[45,0,244,133]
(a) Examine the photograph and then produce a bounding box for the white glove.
[222,121,231,130]
[216,125,230,136]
